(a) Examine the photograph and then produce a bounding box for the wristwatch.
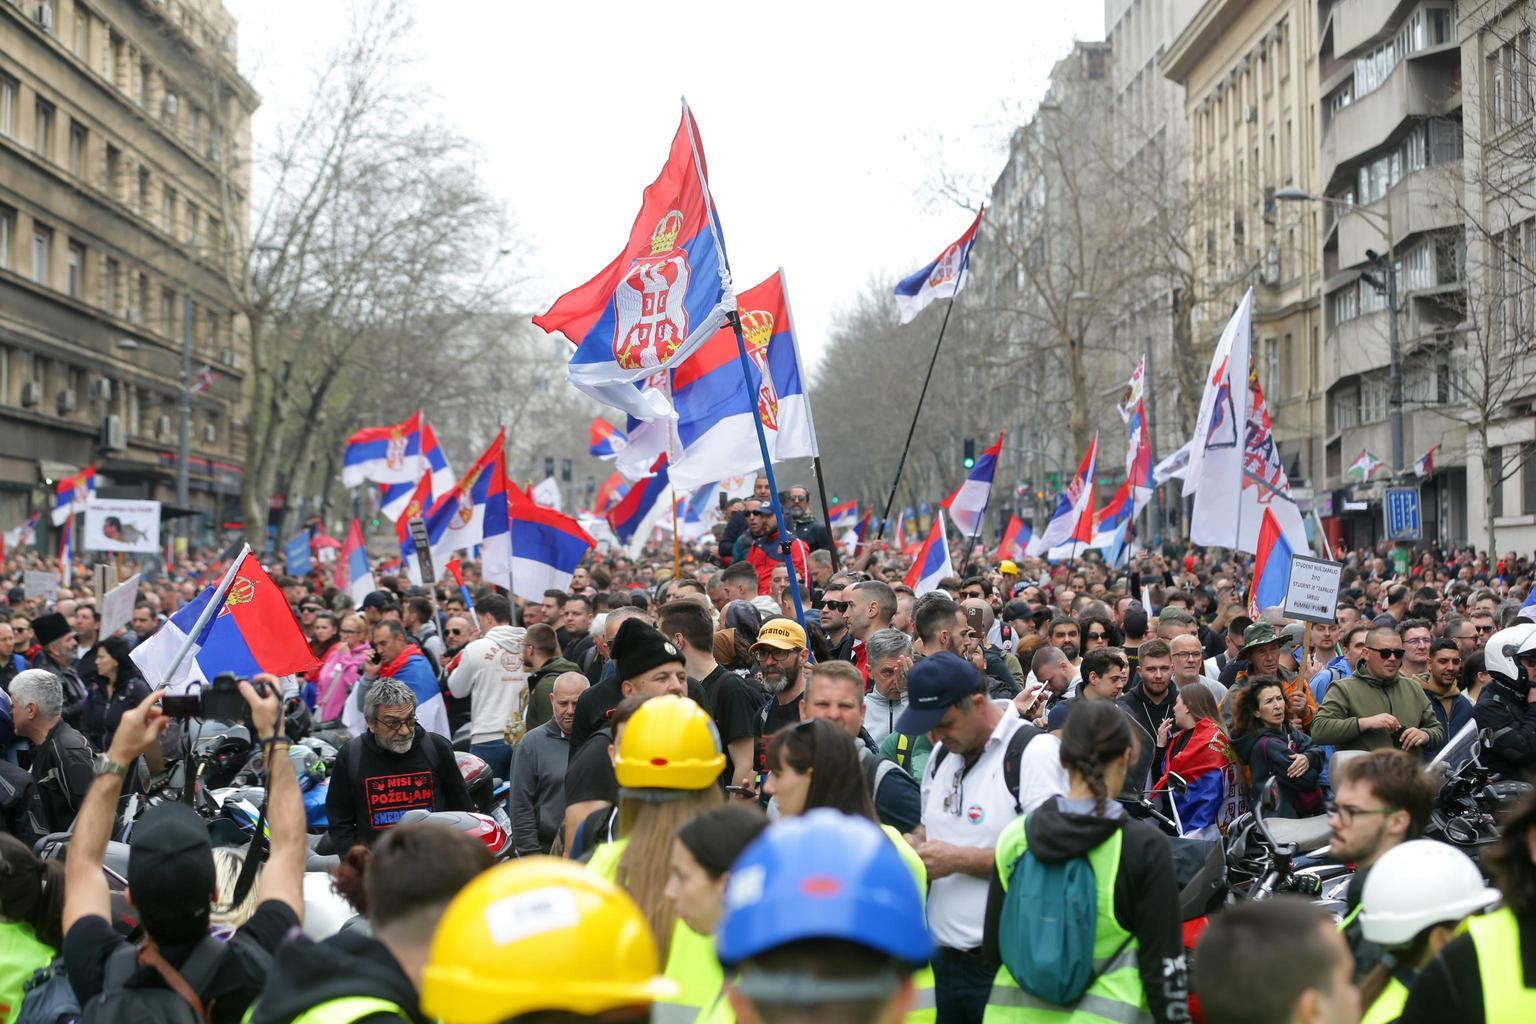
[92,754,130,779]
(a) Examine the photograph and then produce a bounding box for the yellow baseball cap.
[999,560,1020,577]
[751,617,807,652]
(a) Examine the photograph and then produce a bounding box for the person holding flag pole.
[878,208,983,540]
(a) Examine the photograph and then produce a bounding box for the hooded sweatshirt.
[1311,667,1443,752]
[864,688,907,747]
[250,929,428,1024]
[982,796,1189,1024]
[446,625,529,745]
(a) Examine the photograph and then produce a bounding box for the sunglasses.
[746,510,771,517]
[821,600,849,612]
[447,628,467,636]
[1367,647,1406,659]
[1086,631,1108,640]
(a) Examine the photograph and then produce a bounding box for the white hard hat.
[1360,840,1501,946]
[1486,624,1536,684]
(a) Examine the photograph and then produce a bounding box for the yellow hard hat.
[999,560,1020,576]
[613,693,725,792]
[420,857,679,1024]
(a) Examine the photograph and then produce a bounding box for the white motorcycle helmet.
[302,871,361,939]
[1485,623,1536,686]
[1360,840,1501,946]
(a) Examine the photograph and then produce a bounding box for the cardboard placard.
[82,499,162,553]
[1282,555,1344,625]
[99,573,142,638]
[23,570,59,605]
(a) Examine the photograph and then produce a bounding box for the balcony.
[1333,0,1413,58]
[1329,310,1394,379]
[1336,164,1463,268]
[1321,56,1459,186]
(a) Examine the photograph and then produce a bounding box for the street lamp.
[1275,187,1403,476]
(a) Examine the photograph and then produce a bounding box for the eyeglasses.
[746,510,771,518]
[1172,651,1204,659]
[1086,631,1108,641]
[446,628,466,636]
[786,494,808,503]
[1326,800,1398,826]
[1475,625,1495,634]
[821,600,849,612]
[373,714,416,732]
[1367,647,1406,659]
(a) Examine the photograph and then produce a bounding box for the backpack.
[81,935,234,1024]
[927,722,1042,815]
[997,824,1132,1006]
[15,958,80,1024]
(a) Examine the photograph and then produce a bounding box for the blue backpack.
[14,958,80,1024]
[997,826,1131,1006]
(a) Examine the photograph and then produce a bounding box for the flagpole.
[163,543,250,686]
[776,268,841,572]
[675,99,808,632]
[670,485,681,578]
[877,210,980,539]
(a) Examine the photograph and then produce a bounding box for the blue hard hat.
[716,809,933,968]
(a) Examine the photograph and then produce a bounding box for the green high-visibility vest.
[243,995,407,1024]
[1467,907,1536,1019]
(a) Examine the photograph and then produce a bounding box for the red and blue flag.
[894,210,982,324]
[903,510,954,597]
[592,470,630,516]
[1249,507,1294,616]
[941,432,1003,538]
[829,500,859,532]
[502,486,597,601]
[606,456,671,547]
[338,518,375,607]
[997,515,1030,563]
[534,103,733,420]
[589,419,628,459]
[377,419,454,521]
[428,429,508,572]
[343,411,428,488]
[52,466,96,526]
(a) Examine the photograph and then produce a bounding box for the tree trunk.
[1170,289,1203,437]
[1481,423,1498,556]
[1066,331,1091,457]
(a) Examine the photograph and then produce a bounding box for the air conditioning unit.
[20,381,41,407]
[57,388,77,414]
[201,423,217,443]
[92,378,112,401]
[33,2,53,32]
[102,414,126,450]
[155,414,173,440]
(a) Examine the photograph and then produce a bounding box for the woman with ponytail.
[981,701,1189,1023]
[0,833,64,1023]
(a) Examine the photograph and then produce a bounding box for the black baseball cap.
[360,590,397,612]
[895,652,983,735]
[128,802,216,932]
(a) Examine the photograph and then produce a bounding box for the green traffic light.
[963,458,976,469]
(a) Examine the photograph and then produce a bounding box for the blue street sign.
[284,532,313,575]
[1383,488,1422,541]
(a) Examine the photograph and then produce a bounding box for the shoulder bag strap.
[136,938,213,1022]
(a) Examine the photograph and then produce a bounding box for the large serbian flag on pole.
[533,102,734,421]
[52,466,96,526]
[378,419,454,522]
[903,510,954,597]
[941,432,1003,538]
[1248,507,1295,616]
[343,412,425,488]
[894,209,982,325]
[500,485,597,601]
[1028,434,1098,558]
[424,429,508,568]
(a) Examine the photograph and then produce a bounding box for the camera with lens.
[161,672,271,720]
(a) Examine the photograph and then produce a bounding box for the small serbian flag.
[1413,443,1442,479]
[343,412,425,488]
[1,511,41,562]
[534,102,734,421]
[590,419,628,459]
[443,558,476,615]
[378,420,454,521]
[997,515,1029,562]
[501,486,597,601]
[894,209,982,325]
[58,514,74,585]
[829,500,859,532]
[903,510,954,597]
[339,518,375,607]
[52,466,96,526]
[131,548,318,689]
[592,470,629,516]
[941,432,1003,538]
[1249,507,1294,616]
[607,456,671,546]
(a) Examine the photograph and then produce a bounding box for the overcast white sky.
[226,1,1106,373]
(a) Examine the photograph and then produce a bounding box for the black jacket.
[1472,679,1536,779]
[80,675,152,753]
[30,654,88,730]
[0,759,44,847]
[787,515,833,553]
[1117,684,1175,798]
[982,796,1189,1023]
[326,727,473,853]
[250,929,429,1024]
[1232,726,1324,817]
[31,719,93,834]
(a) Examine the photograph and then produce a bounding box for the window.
[0,75,14,137]
[1492,446,1506,515]
[1361,375,1390,423]
[162,185,176,234]
[110,34,124,90]
[136,60,148,107]
[30,226,50,284]
[160,287,175,337]
[1355,39,1399,98]
[189,107,202,151]
[68,121,85,176]
[66,241,84,298]
[133,272,147,323]
[161,89,178,130]
[1330,285,1360,326]
[34,99,54,160]
[206,308,219,351]
[186,201,199,245]
[105,144,119,198]
[1263,336,1279,396]
[1523,443,1536,515]
[103,256,118,312]
[1330,83,1354,114]
[1403,242,1435,291]
[137,167,149,215]
[0,206,11,271]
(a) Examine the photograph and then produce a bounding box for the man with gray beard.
[325,677,474,852]
[753,618,809,773]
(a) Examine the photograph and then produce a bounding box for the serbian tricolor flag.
[903,510,954,597]
[1,511,41,562]
[1248,507,1294,616]
[343,412,427,488]
[443,558,476,617]
[606,456,671,548]
[829,500,859,532]
[378,420,454,521]
[667,269,819,489]
[1028,435,1098,558]
[996,515,1029,562]
[592,470,629,516]
[501,486,597,601]
[894,209,982,324]
[844,506,874,558]
[131,547,318,688]
[338,518,375,608]
[427,429,508,570]
[52,466,96,526]
[534,102,734,421]
[941,432,1003,538]
[58,514,74,585]
[393,473,436,586]
[1413,443,1442,479]
[589,419,628,459]
[1089,482,1136,550]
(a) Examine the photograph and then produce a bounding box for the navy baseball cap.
[896,652,982,736]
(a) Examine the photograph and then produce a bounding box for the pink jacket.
[317,641,371,722]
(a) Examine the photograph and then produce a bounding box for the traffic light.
[962,437,976,469]
[560,458,572,483]
[543,456,555,478]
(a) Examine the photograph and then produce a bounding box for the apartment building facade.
[0,0,256,543]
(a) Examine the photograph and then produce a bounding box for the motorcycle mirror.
[1261,777,1281,813]
[1168,771,1189,796]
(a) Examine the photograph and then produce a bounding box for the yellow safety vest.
[1359,975,1409,1024]
[590,837,727,1024]
[983,817,1149,1024]
[0,922,54,1024]
[1467,907,1536,1020]
[242,995,407,1024]
[880,824,937,1024]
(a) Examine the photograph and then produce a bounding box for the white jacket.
[447,625,529,744]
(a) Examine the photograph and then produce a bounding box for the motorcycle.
[1424,721,1533,853]
[456,752,513,836]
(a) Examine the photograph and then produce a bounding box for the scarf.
[380,643,423,679]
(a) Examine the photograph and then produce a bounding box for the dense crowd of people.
[1,485,1536,1023]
